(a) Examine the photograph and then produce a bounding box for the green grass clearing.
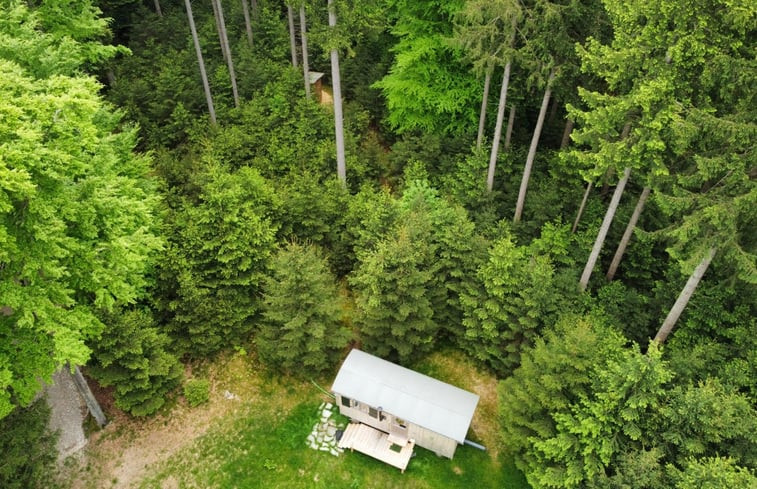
[136,350,528,489]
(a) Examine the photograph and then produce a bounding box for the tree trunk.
[71,365,107,428]
[299,6,310,99]
[212,0,240,107]
[476,66,493,150]
[106,69,116,86]
[210,0,227,63]
[601,124,630,196]
[560,118,574,149]
[504,104,515,149]
[606,186,651,280]
[287,5,298,67]
[251,0,258,19]
[572,181,592,233]
[185,0,217,126]
[486,61,512,192]
[329,0,346,186]
[514,69,556,222]
[241,0,254,47]
[153,0,163,17]
[548,96,559,125]
[654,247,716,343]
[579,167,631,291]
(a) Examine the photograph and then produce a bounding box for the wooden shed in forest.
[331,349,479,472]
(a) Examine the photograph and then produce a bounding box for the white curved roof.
[331,349,479,444]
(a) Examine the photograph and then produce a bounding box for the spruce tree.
[89,309,182,416]
[257,243,349,375]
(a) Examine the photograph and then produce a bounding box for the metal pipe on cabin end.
[464,439,487,451]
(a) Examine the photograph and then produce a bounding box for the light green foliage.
[670,457,757,489]
[0,0,126,79]
[0,399,59,489]
[660,378,757,467]
[89,309,182,416]
[452,0,521,77]
[257,242,349,375]
[461,233,558,375]
[373,0,480,135]
[499,315,627,479]
[530,343,671,488]
[159,166,279,356]
[183,378,210,407]
[0,2,162,418]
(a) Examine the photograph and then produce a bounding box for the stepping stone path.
[306,402,345,457]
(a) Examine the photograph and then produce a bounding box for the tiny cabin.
[307,71,325,103]
[331,349,479,470]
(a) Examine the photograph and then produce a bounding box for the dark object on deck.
[335,429,344,442]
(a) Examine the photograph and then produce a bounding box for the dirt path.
[67,355,259,489]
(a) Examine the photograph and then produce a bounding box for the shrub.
[184,379,210,407]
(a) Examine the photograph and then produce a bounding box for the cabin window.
[368,407,378,418]
[341,396,352,408]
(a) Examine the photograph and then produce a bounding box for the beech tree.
[0,2,162,419]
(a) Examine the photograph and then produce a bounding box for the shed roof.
[307,71,325,84]
[331,349,479,444]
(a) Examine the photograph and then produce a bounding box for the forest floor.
[62,349,527,489]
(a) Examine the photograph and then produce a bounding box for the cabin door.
[389,416,409,444]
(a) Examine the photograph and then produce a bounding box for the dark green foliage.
[461,233,559,375]
[183,378,210,407]
[350,180,482,361]
[257,242,349,375]
[89,309,182,416]
[350,214,439,362]
[0,399,59,489]
[158,166,279,356]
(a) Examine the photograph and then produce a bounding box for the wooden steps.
[338,423,415,473]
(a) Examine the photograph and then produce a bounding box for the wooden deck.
[338,423,415,473]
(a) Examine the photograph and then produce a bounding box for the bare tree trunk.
[654,247,716,343]
[185,0,217,126]
[299,6,310,99]
[71,365,107,428]
[579,167,631,291]
[106,69,116,86]
[548,96,559,125]
[504,105,515,149]
[514,69,555,222]
[606,186,651,280]
[241,0,254,47]
[486,61,512,192]
[287,5,298,67]
[212,0,240,107]
[560,118,574,149]
[210,0,227,63]
[329,0,346,186]
[153,0,163,17]
[572,182,592,233]
[476,66,493,150]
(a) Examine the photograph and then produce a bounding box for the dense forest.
[1,0,755,487]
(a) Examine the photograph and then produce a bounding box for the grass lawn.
[132,350,528,489]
